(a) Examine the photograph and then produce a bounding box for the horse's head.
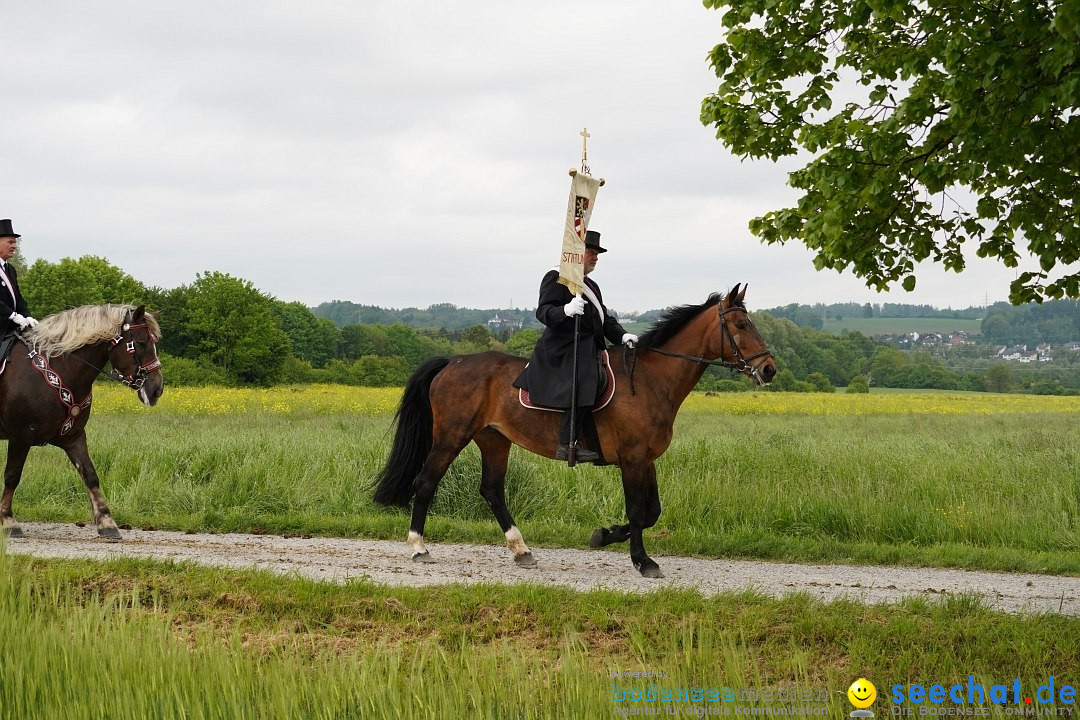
[715,284,776,386]
[108,305,164,406]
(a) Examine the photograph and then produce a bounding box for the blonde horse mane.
[25,304,161,358]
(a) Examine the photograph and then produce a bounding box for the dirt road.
[6,522,1078,615]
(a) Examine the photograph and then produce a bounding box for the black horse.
[374,285,776,577]
[0,304,163,539]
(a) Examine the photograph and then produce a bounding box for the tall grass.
[2,552,1078,719]
[11,385,1080,573]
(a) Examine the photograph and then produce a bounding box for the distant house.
[487,313,524,332]
[948,331,969,347]
[1001,345,1027,361]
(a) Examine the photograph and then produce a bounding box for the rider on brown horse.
[512,230,638,462]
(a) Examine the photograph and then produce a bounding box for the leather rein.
[623,303,774,394]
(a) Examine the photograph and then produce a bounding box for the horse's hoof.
[640,565,664,579]
[514,552,537,568]
[411,551,436,564]
[589,529,605,548]
[3,527,24,539]
[97,526,122,541]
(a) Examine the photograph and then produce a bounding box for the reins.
[21,320,162,393]
[623,303,774,394]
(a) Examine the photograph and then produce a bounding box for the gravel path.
[6,522,1079,616]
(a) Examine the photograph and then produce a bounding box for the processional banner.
[557,171,601,297]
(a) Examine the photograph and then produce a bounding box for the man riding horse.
[0,219,37,338]
[0,219,38,366]
[513,230,638,462]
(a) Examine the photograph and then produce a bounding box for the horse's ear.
[132,305,146,322]
[727,283,742,307]
[736,284,748,306]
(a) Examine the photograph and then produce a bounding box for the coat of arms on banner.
[574,195,591,240]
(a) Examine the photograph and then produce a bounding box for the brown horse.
[374,284,776,577]
[0,304,163,539]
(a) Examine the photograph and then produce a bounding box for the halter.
[642,303,775,385]
[106,321,162,391]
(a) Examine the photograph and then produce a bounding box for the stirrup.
[556,443,599,463]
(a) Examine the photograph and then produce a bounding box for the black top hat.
[0,219,19,238]
[585,229,607,253]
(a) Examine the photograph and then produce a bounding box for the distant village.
[877,331,1080,362]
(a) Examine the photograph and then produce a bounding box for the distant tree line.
[16,255,1079,395]
[979,300,1080,346]
[766,299,1080,349]
[313,299,541,334]
[763,302,986,330]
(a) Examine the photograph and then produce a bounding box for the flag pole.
[568,311,580,466]
[561,130,604,467]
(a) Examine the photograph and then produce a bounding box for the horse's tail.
[372,356,451,508]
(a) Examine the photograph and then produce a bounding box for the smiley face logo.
[847,678,877,709]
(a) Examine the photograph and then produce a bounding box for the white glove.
[563,296,587,317]
[9,312,32,330]
[622,333,639,346]
[25,316,38,329]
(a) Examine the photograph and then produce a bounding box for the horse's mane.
[637,293,725,350]
[26,304,161,358]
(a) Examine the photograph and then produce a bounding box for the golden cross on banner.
[580,127,590,174]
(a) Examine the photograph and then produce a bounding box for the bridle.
[21,313,162,437]
[641,303,775,385]
[106,318,162,391]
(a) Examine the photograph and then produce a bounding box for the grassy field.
[3,384,1079,718]
[9,384,1080,574]
[2,552,1077,719]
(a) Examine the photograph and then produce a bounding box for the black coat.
[513,270,627,408]
[0,262,29,337]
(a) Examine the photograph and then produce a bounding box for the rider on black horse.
[513,230,638,463]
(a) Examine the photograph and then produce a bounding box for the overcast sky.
[1,1,1040,314]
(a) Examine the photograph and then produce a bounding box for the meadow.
[13,384,1080,573]
[2,384,1079,718]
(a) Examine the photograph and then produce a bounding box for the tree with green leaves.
[22,256,147,316]
[985,363,1015,393]
[702,0,1080,303]
[273,301,340,368]
[185,272,290,385]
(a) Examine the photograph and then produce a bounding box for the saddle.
[0,330,19,376]
[518,350,615,466]
[518,350,616,412]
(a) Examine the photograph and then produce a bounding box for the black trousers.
[558,406,594,445]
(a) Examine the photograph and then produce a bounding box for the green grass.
[10,398,1080,574]
[2,552,1077,719]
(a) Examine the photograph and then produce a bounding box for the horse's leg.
[59,432,121,540]
[474,429,536,568]
[620,460,664,578]
[589,523,631,548]
[407,439,471,563]
[1,440,31,538]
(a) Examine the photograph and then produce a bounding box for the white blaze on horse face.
[407,530,428,558]
[505,526,531,557]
